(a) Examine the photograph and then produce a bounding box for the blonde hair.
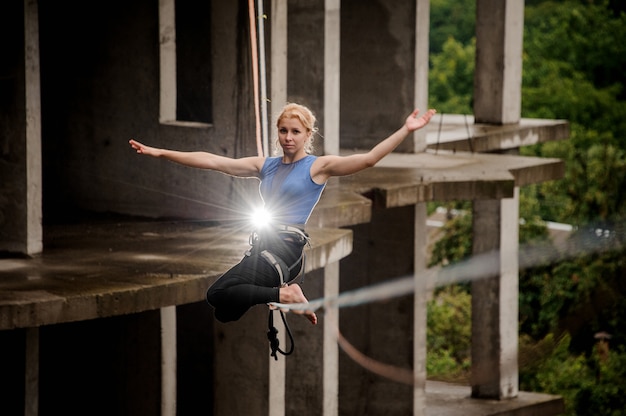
[273,103,318,155]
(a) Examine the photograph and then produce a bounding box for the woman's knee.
[205,285,222,307]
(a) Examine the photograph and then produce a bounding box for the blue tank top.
[259,155,326,225]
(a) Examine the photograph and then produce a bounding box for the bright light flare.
[250,207,273,228]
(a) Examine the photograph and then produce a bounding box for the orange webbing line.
[248,0,264,157]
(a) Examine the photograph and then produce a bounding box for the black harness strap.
[260,249,297,360]
[252,227,309,360]
[267,307,294,360]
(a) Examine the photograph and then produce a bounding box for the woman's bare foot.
[278,284,317,325]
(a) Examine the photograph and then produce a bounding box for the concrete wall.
[286,0,417,153]
[339,0,416,152]
[339,205,417,415]
[0,0,26,249]
[0,0,42,255]
[37,0,257,223]
[2,0,419,227]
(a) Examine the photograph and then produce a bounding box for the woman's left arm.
[312,108,436,182]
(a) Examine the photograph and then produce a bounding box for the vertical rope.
[248,0,264,157]
[256,0,269,156]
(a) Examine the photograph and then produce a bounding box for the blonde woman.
[130,103,435,325]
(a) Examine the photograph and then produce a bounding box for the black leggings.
[206,237,304,323]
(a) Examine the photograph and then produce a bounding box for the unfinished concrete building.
[1,0,568,415]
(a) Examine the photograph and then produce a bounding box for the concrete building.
[1,0,567,415]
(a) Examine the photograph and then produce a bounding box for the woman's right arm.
[129,139,265,177]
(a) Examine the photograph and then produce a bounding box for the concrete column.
[324,0,340,156]
[158,0,176,123]
[470,189,519,399]
[500,188,519,398]
[270,0,288,127]
[413,202,428,415]
[1,0,43,256]
[323,262,340,416]
[269,316,286,416]
[413,0,430,153]
[213,312,269,415]
[25,327,39,416]
[161,306,177,416]
[24,0,42,256]
[268,6,288,412]
[473,0,524,124]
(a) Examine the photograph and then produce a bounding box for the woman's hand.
[129,139,160,157]
[405,108,437,132]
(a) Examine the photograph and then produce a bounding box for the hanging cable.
[435,112,443,154]
[248,0,264,156]
[464,114,475,153]
[256,0,269,156]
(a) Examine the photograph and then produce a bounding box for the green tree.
[522,0,626,225]
[428,1,626,412]
[427,285,471,380]
[428,37,474,115]
[519,333,592,415]
[429,0,475,55]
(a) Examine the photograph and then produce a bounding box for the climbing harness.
[246,225,310,360]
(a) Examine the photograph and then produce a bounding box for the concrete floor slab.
[338,151,564,206]
[425,116,569,153]
[426,381,565,416]
[0,221,352,330]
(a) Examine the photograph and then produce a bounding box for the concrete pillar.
[470,188,519,399]
[161,306,177,416]
[473,0,524,124]
[270,0,288,121]
[25,327,39,416]
[413,202,428,415]
[1,0,43,256]
[158,0,176,123]
[269,316,286,416]
[324,0,341,156]
[268,5,288,412]
[323,262,340,416]
[23,0,42,256]
[213,311,269,415]
[413,0,430,153]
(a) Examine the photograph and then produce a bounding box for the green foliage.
[426,285,471,380]
[519,333,592,415]
[520,333,626,416]
[522,128,626,225]
[523,1,626,141]
[519,189,551,243]
[524,0,626,101]
[520,222,626,341]
[428,206,472,267]
[427,1,626,413]
[574,346,626,416]
[428,37,475,115]
[429,0,475,55]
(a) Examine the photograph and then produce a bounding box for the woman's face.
[277,117,309,156]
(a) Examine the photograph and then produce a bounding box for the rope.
[268,308,295,360]
[435,112,443,154]
[256,230,310,360]
[464,114,475,153]
[248,0,264,157]
[325,308,415,385]
[256,0,269,156]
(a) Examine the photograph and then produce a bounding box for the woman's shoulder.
[260,156,281,173]
[303,154,318,164]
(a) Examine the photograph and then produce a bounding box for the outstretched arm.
[311,108,436,182]
[129,139,265,178]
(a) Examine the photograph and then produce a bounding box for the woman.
[129,103,435,325]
